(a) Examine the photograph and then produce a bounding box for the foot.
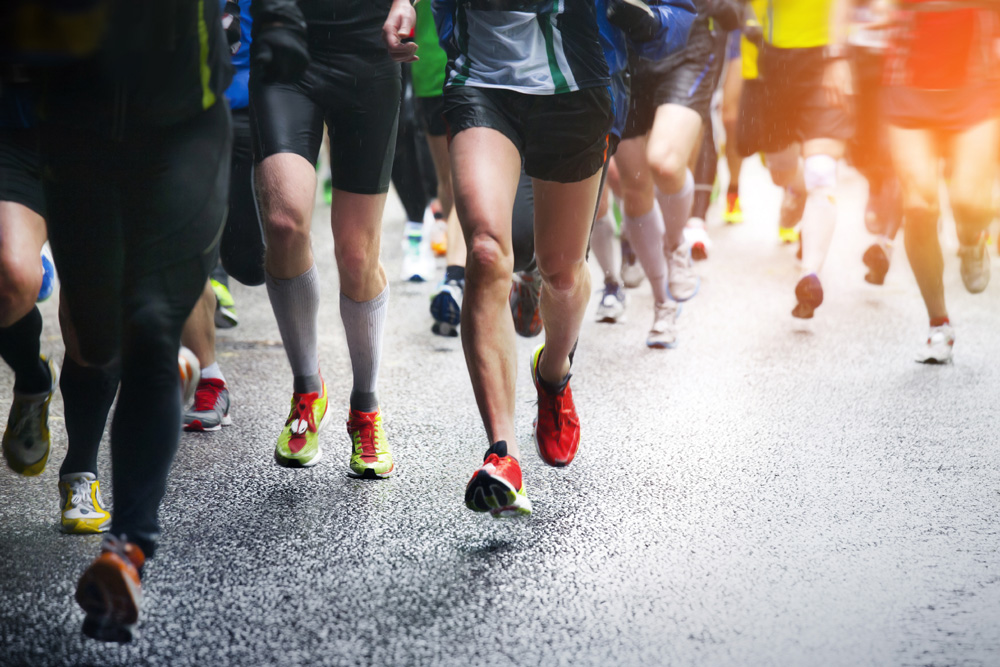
[59,473,111,534]
[2,356,58,476]
[183,378,232,432]
[531,345,581,467]
[959,232,990,294]
[76,535,145,643]
[346,408,394,478]
[647,300,680,349]
[863,240,891,286]
[509,267,543,338]
[400,222,435,283]
[666,244,700,302]
[723,192,744,225]
[595,282,627,323]
[464,441,532,517]
[430,278,463,338]
[684,218,712,261]
[274,379,329,468]
[620,239,645,288]
[178,346,201,407]
[210,278,238,329]
[917,323,955,364]
[792,274,824,319]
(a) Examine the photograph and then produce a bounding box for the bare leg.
[180,280,217,368]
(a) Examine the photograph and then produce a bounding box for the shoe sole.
[3,446,49,477]
[464,469,531,516]
[430,289,461,326]
[646,339,678,350]
[347,464,395,480]
[918,357,952,365]
[183,414,232,433]
[76,560,141,635]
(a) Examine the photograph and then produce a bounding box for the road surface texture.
[2,160,999,666]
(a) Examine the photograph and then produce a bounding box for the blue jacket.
[221,0,253,110]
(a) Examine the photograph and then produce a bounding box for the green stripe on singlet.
[453,4,472,86]
[539,1,570,94]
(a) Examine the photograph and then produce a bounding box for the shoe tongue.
[486,440,508,460]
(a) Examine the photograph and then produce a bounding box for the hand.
[382,0,418,63]
[606,0,660,43]
[252,22,310,83]
[823,58,852,109]
[222,1,242,55]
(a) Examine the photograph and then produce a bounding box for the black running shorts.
[250,51,401,195]
[745,45,853,154]
[884,83,1000,133]
[442,85,613,183]
[416,95,447,137]
[623,20,726,139]
[0,126,44,216]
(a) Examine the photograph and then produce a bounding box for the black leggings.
[220,108,265,286]
[391,64,437,223]
[41,102,231,558]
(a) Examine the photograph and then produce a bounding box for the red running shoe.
[465,441,532,517]
[76,534,145,643]
[530,344,580,467]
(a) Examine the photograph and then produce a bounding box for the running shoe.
[2,355,58,476]
[595,282,627,323]
[59,472,111,534]
[211,278,238,329]
[400,222,435,282]
[274,379,329,468]
[323,174,333,206]
[685,218,712,261]
[666,244,700,302]
[958,232,990,294]
[430,278,463,338]
[76,534,144,643]
[723,192,744,225]
[430,220,448,257]
[863,240,891,286]
[38,243,57,302]
[464,441,532,517]
[183,378,232,432]
[346,408,394,478]
[510,268,543,338]
[530,345,580,467]
[792,274,824,319]
[178,346,200,407]
[778,226,800,245]
[779,187,806,230]
[647,300,680,349]
[620,239,645,288]
[917,323,955,364]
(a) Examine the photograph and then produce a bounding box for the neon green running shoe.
[3,355,58,476]
[210,278,237,328]
[274,379,329,468]
[347,408,394,478]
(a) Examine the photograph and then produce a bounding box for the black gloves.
[707,0,741,32]
[606,0,661,44]
[251,0,310,83]
[222,1,242,55]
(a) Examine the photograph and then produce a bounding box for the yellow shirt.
[764,0,832,49]
[741,0,767,80]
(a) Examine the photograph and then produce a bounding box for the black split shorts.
[0,126,44,216]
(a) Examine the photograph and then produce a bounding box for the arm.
[627,0,697,62]
[249,0,309,83]
[383,0,418,62]
[823,0,855,108]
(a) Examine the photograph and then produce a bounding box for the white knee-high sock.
[656,169,695,252]
[266,265,322,394]
[340,284,389,413]
[800,155,838,277]
[591,211,619,284]
[623,204,670,304]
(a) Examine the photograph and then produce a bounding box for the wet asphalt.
[2,160,999,666]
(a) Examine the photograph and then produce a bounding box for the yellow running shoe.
[3,355,58,476]
[723,192,744,225]
[274,379,329,468]
[59,473,111,534]
[778,226,800,245]
[347,408,394,478]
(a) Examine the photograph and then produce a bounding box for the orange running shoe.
[723,192,744,224]
[465,441,532,517]
[530,345,580,467]
[76,535,145,643]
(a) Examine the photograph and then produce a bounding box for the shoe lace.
[192,380,224,411]
[347,413,377,457]
[286,395,318,433]
[69,477,96,510]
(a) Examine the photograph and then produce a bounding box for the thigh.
[325,53,401,195]
[449,126,522,249]
[648,103,705,173]
[249,66,326,165]
[522,87,613,184]
[888,125,941,212]
[533,169,605,273]
[946,116,1000,209]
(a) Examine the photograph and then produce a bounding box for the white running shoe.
[595,282,627,323]
[666,244,700,302]
[647,300,680,349]
[178,346,200,407]
[400,221,436,282]
[684,218,711,261]
[59,472,111,534]
[620,240,645,288]
[917,324,955,364]
[959,232,990,294]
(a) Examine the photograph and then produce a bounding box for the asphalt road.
[2,159,999,667]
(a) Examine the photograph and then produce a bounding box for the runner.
[433,0,696,516]
[885,0,1000,362]
[250,0,415,476]
[720,28,745,225]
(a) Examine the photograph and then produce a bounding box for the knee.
[646,145,688,192]
[536,254,586,294]
[334,243,377,281]
[949,193,994,227]
[0,254,42,326]
[803,154,838,194]
[902,193,940,231]
[263,209,309,250]
[467,232,513,281]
